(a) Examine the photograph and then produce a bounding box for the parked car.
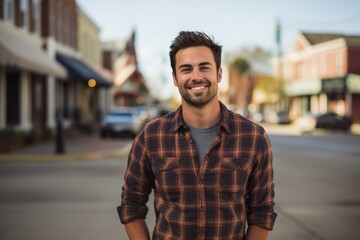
[249,111,264,123]
[100,107,145,138]
[316,112,353,131]
[264,111,291,124]
[295,113,317,133]
[296,112,353,133]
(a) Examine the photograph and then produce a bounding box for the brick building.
[273,32,360,122]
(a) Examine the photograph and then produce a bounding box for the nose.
[191,68,201,80]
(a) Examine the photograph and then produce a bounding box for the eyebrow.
[178,61,213,70]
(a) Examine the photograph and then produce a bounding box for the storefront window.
[3,0,13,23]
[32,0,41,35]
[20,0,28,30]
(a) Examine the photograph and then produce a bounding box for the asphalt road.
[0,133,359,240]
[269,133,360,240]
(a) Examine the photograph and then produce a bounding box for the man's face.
[173,46,222,107]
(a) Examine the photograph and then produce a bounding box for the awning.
[56,53,112,88]
[0,29,67,78]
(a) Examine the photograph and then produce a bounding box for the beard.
[179,79,218,108]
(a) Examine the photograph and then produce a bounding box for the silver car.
[100,107,145,138]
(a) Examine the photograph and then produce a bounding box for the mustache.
[185,79,211,88]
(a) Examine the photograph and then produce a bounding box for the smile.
[190,86,206,90]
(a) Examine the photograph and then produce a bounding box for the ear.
[217,67,222,83]
[172,72,178,87]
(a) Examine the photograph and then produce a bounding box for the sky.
[77,0,360,100]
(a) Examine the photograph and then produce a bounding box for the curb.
[0,142,133,162]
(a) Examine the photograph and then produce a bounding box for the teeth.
[192,86,205,90]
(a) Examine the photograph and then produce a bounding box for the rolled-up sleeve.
[117,130,154,224]
[246,128,277,230]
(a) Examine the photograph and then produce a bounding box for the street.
[269,133,360,240]
[0,133,360,240]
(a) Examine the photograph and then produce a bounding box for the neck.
[182,99,221,129]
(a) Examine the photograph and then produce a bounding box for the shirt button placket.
[198,175,205,240]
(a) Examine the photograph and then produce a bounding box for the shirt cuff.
[247,205,277,230]
[117,204,149,224]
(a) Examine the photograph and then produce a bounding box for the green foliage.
[230,56,251,74]
[0,128,24,142]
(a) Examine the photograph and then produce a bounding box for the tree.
[226,46,277,114]
[230,56,251,75]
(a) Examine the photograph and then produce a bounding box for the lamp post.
[55,84,65,154]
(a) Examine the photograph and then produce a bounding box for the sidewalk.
[1,123,359,162]
[262,122,360,136]
[0,134,133,162]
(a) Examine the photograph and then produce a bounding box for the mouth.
[188,85,207,91]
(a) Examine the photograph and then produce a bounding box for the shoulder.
[142,110,177,134]
[227,109,266,135]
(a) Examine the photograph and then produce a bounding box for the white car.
[100,108,145,138]
[295,113,317,134]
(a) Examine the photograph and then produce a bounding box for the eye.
[200,66,210,71]
[180,68,192,73]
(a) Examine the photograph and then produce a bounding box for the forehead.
[175,46,215,67]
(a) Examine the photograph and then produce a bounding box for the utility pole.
[275,18,285,112]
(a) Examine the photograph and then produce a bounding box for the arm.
[125,219,151,240]
[246,129,277,231]
[117,130,154,235]
[246,225,269,240]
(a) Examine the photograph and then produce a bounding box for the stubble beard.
[180,79,218,108]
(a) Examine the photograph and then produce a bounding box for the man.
[118,31,277,240]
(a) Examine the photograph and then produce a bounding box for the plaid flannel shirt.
[118,102,277,240]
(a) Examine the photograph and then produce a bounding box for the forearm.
[245,225,269,240]
[125,219,151,240]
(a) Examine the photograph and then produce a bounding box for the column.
[45,37,57,129]
[319,93,328,113]
[311,95,319,114]
[47,75,56,128]
[0,67,6,129]
[20,72,32,130]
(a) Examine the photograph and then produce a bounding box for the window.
[4,0,13,23]
[32,0,41,35]
[319,55,326,77]
[20,0,28,30]
[336,52,343,75]
[310,58,318,78]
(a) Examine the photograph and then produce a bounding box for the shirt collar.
[170,101,231,134]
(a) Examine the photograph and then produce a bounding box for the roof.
[302,32,360,47]
[0,27,66,78]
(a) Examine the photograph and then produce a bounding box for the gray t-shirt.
[186,122,220,165]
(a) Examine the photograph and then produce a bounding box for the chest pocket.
[219,157,252,202]
[153,157,181,202]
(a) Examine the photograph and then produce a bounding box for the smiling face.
[173,46,222,108]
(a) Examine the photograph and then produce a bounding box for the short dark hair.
[169,31,222,73]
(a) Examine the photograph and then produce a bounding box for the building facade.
[0,0,66,138]
[102,31,149,107]
[0,0,111,151]
[273,32,360,122]
[42,0,111,131]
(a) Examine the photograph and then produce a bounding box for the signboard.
[284,79,321,97]
[347,74,360,93]
[322,77,346,93]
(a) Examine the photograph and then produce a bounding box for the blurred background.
[0,0,360,240]
[1,0,360,143]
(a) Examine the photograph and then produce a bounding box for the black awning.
[56,53,112,88]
